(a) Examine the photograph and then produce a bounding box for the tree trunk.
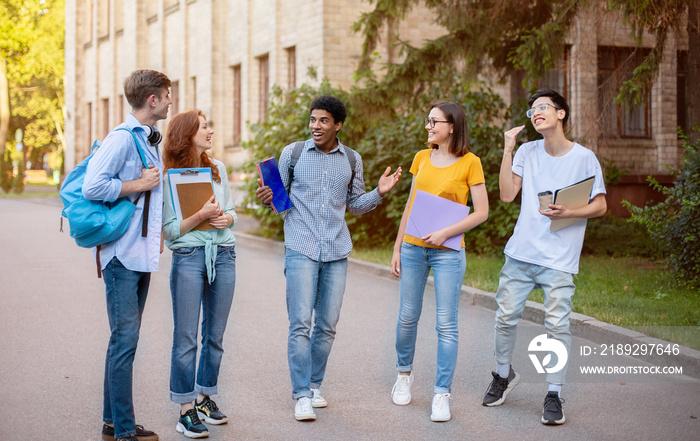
[0,57,9,154]
[687,0,700,144]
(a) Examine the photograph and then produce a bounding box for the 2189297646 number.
[599,343,680,357]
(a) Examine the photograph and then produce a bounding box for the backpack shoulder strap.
[286,141,306,195]
[114,127,149,168]
[342,145,357,194]
[113,126,150,238]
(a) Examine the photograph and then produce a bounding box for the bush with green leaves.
[242,74,532,254]
[623,133,700,288]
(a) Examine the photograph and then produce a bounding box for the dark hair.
[123,69,172,110]
[428,101,470,156]
[528,89,569,127]
[309,95,347,124]
[163,110,221,184]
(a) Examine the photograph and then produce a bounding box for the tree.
[352,0,698,138]
[0,0,65,178]
[351,0,580,117]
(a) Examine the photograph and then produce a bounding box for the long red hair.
[163,110,221,183]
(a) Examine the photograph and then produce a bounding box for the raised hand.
[377,166,402,197]
[504,125,526,156]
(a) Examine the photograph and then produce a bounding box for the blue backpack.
[60,127,149,256]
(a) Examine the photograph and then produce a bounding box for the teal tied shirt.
[163,159,237,282]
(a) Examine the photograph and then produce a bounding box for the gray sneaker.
[541,391,566,425]
[482,366,520,407]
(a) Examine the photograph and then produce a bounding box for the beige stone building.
[64,0,689,214]
[63,0,441,170]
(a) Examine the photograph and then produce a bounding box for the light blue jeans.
[396,242,466,394]
[102,257,151,440]
[284,249,348,400]
[494,256,575,384]
[169,246,236,403]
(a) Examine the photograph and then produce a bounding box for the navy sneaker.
[102,423,158,441]
[176,408,209,438]
[541,391,566,425]
[482,366,520,406]
[195,396,228,425]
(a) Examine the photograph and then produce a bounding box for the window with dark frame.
[118,95,124,122]
[188,76,196,110]
[677,50,688,137]
[537,46,570,99]
[258,54,269,122]
[86,102,92,158]
[286,46,296,90]
[597,46,651,139]
[101,98,110,139]
[233,65,242,145]
[171,80,179,116]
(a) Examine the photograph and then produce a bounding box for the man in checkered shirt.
[256,95,402,421]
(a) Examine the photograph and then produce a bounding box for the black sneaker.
[541,391,566,425]
[176,408,209,438]
[482,366,520,407]
[195,396,228,425]
[102,424,158,441]
[115,437,139,441]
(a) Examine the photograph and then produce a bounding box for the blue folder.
[256,157,293,215]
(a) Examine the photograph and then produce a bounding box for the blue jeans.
[396,242,466,394]
[284,249,348,400]
[169,246,236,403]
[102,257,151,439]
[494,256,575,384]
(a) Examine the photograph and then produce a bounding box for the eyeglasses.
[424,118,451,128]
[526,103,561,118]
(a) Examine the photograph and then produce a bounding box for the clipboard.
[256,157,293,215]
[167,168,216,231]
[405,190,470,251]
[549,176,595,232]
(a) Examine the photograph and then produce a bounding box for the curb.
[237,232,700,380]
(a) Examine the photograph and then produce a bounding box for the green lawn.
[350,247,699,348]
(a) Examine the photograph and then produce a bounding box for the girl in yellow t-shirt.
[389,102,489,422]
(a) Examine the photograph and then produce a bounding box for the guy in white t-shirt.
[481,89,607,425]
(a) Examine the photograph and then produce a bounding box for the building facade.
[65,0,689,215]
[64,0,441,172]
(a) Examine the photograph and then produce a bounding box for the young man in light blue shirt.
[83,69,171,441]
[482,89,607,425]
[256,96,402,421]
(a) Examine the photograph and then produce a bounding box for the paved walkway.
[0,197,698,441]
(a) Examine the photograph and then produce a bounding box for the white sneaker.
[431,393,451,422]
[391,373,413,405]
[294,397,316,421]
[311,388,327,408]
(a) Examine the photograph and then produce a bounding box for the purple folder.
[405,190,471,251]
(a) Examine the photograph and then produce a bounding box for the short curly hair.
[309,95,347,124]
